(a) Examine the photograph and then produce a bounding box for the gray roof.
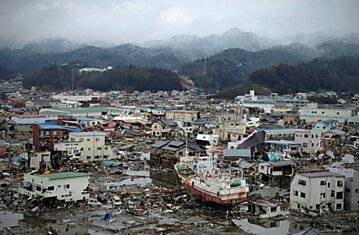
[239,160,253,169]
[327,129,346,136]
[290,227,322,235]
[161,119,177,127]
[299,170,344,178]
[168,141,184,147]
[10,117,57,125]
[224,149,251,158]
[267,160,295,167]
[237,131,265,149]
[151,140,169,148]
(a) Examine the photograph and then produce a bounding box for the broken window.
[336,203,342,210]
[47,186,54,191]
[300,192,306,198]
[64,184,70,189]
[337,181,343,187]
[336,192,343,199]
[320,180,326,186]
[298,179,306,186]
[293,190,298,196]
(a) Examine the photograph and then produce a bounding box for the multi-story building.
[32,122,83,151]
[165,110,199,121]
[258,160,295,188]
[20,172,90,202]
[290,170,345,213]
[329,168,359,211]
[214,109,246,141]
[294,129,322,154]
[8,115,57,140]
[299,104,351,123]
[54,132,115,162]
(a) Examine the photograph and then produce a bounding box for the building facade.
[290,170,345,213]
[20,172,90,202]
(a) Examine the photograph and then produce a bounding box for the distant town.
[0,76,358,234]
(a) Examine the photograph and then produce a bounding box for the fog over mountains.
[0,28,359,93]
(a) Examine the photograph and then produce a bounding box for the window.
[336,192,343,199]
[337,181,343,187]
[356,189,359,193]
[300,192,306,198]
[345,188,350,193]
[304,134,309,138]
[320,193,326,198]
[331,190,335,197]
[298,180,306,186]
[88,148,91,150]
[97,147,102,150]
[64,184,70,189]
[47,186,54,191]
[336,203,342,210]
[328,182,331,188]
[87,138,91,142]
[87,156,91,159]
[293,190,298,196]
[271,207,276,212]
[303,143,308,147]
[95,156,99,159]
[36,186,41,191]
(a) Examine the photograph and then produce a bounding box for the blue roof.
[39,124,83,132]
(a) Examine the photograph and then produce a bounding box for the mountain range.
[0,28,358,93]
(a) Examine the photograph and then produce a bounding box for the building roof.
[38,124,83,132]
[37,172,91,180]
[348,115,359,123]
[299,170,343,178]
[11,116,57,125]
[224,149,251,158]
[266,160,296,167]
[290,227,322,235]
[70,131,106,136]
[151,140,169,148]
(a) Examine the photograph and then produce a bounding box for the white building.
[290,170,345,213]
[20,172,90,202]
[299,104,351,123]
[294,129,322,154]
[28,151,51,169]
[54,132,115,162]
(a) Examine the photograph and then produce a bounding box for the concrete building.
[314,119,339,132]
[329,168,359,211]
[259,160,295,188]
[20,172,90,202]
[294,129,322,154]
[214,110,246,141]
[299,104,351,123]
[290,170,345,213]
[9,116,58,140]
[165,110,199,121]
[54,132,115,162]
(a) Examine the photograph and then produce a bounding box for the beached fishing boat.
[174,154,249,205]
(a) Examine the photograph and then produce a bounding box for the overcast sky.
[0,0,358,45]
